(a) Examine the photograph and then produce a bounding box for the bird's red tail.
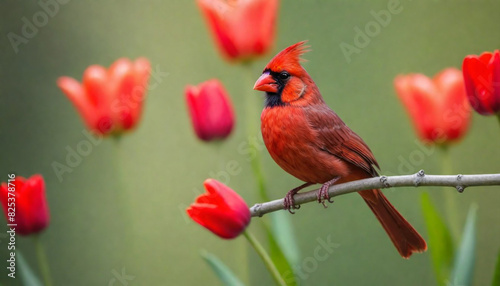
[359,189,427,258]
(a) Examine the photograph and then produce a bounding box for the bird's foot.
[284,192,300,214]
[317,177,340,208]
[284,182,313,214]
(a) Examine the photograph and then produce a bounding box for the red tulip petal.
[200,80,235,139]
[186,179,250,239]
[478,51,493,64]
[396,68,471,144]
[57,76,100,132]
[30,175,50,229]
[194,188,225,206]
[491,50,500,112]
[114,70,136,130]
[0,177,26,227]
[463,53,497,115]
[395,74,440,142]
[234,0,277,57]
[187,204,247,239]
[434,68,470,141]
[254,0,278,55]
[109,58,132,80]
[203,179,249,213]
[0,175,49,236]
[204,179,250,229]
[185,84,208,140]
[111,58,150,131]
[83,65,117,134]
[197,0,239,59]
[185,79,235,141]
[22,175,49,235]
[232,1,257,56]
[197,0,277,61]
[59,58,151,136]
[83,65,109,107]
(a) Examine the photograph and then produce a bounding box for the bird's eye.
[278,71,290,80]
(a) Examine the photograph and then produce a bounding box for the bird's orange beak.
[254,73,278,93]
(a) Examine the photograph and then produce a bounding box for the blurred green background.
[1,0,500,285]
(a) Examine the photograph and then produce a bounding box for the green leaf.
[450,204,478,286]
[493,250,500,286]
[17,251,43,286]
[265,224,297,286]
[200,251,245,286]
[421,192,455,286]
[270,212,300,266]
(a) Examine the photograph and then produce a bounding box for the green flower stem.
[243,63,269,201]
[112,140,136,262]
[497,113,500,127]
[34,235,52,286]
[440,146,460,240]
[243,231,286,286]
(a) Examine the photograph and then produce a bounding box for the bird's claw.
[283,182,313,214]
[317,179,337,208]
[284,193,301,214]
[321,200,329,208]
[317,193,334,208]
[318,196,334,208]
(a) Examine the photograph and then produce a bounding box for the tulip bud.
[187,179,250,239]
[185,79,235,142]
[462,50,500,115]
[0,174,50,236]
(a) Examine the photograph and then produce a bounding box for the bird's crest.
[264,41,310,73]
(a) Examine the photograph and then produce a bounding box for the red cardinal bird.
[253,41,427,258]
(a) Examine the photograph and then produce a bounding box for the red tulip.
[185,79,235,141]
[196,0,279,61]
[57,58,151,136]
[462,50,500,115]
[0,174,50,236]
[186,179,250,239]
[394,68,471,144]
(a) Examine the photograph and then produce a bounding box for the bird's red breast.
[261,105,352,183]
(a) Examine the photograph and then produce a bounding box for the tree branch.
[250,170,500,217]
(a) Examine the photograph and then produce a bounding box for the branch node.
[456,174,465,193]
[380,176,391,188]
[414,170,425,186]
[253,203,263,217]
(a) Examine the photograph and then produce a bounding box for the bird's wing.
[304,105,380,177]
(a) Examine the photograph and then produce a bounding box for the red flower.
[57,58,151,136]
[185,79,235,141]
[462,50,500,115]
[394,68,471,144]
[0,175,50,236]
[186,179,250,239]
[196,0,279,61]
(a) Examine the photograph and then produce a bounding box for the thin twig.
[250,170,500,217]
